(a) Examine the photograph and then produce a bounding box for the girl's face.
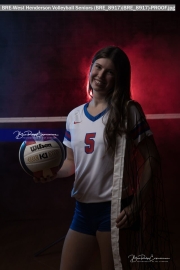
[89,58,116,95]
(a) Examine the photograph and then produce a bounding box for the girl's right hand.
[33,174,57,184]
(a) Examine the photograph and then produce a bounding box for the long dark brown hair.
[88,46,131,155]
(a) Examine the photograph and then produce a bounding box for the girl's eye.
[107,70,114,75]
[95,65,101,69]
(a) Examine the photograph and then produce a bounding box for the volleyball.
[19,138,65,178]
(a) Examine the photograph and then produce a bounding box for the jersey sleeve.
[63,113,72,148]
[63,104,85,149]
[127,101,153,146]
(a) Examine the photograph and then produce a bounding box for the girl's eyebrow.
[95,62,115,72]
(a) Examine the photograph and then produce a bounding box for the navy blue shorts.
[70,201,111,236]
[70,196,140,236]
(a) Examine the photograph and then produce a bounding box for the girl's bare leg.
[60,229,98,270]
[96,231,114,270]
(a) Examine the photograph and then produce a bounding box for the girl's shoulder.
[68,103,87,117]
[126,100,145,118]
[66,103,87,124]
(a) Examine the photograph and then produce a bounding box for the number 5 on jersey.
[85,133,96,154]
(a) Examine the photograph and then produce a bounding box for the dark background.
[0,0,179,268]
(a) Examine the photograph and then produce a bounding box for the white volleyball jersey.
[63,102,153,203]
[63,103,113,203]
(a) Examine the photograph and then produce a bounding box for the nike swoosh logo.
[74,121,81,124]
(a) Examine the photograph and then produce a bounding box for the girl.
[35,46,174,270]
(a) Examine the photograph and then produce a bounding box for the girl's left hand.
[116,205,138,229]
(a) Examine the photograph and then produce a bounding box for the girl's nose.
[98,69,105,78]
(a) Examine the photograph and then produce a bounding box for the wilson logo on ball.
[30,143,52,152]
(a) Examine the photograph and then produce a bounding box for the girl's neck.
[89,91,107,108]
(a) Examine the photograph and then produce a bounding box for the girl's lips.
[94,79,105,87]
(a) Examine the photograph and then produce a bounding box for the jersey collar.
[84,103,109,122]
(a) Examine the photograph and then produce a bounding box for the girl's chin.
[92,83,105,91]
[92,87,105,93]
